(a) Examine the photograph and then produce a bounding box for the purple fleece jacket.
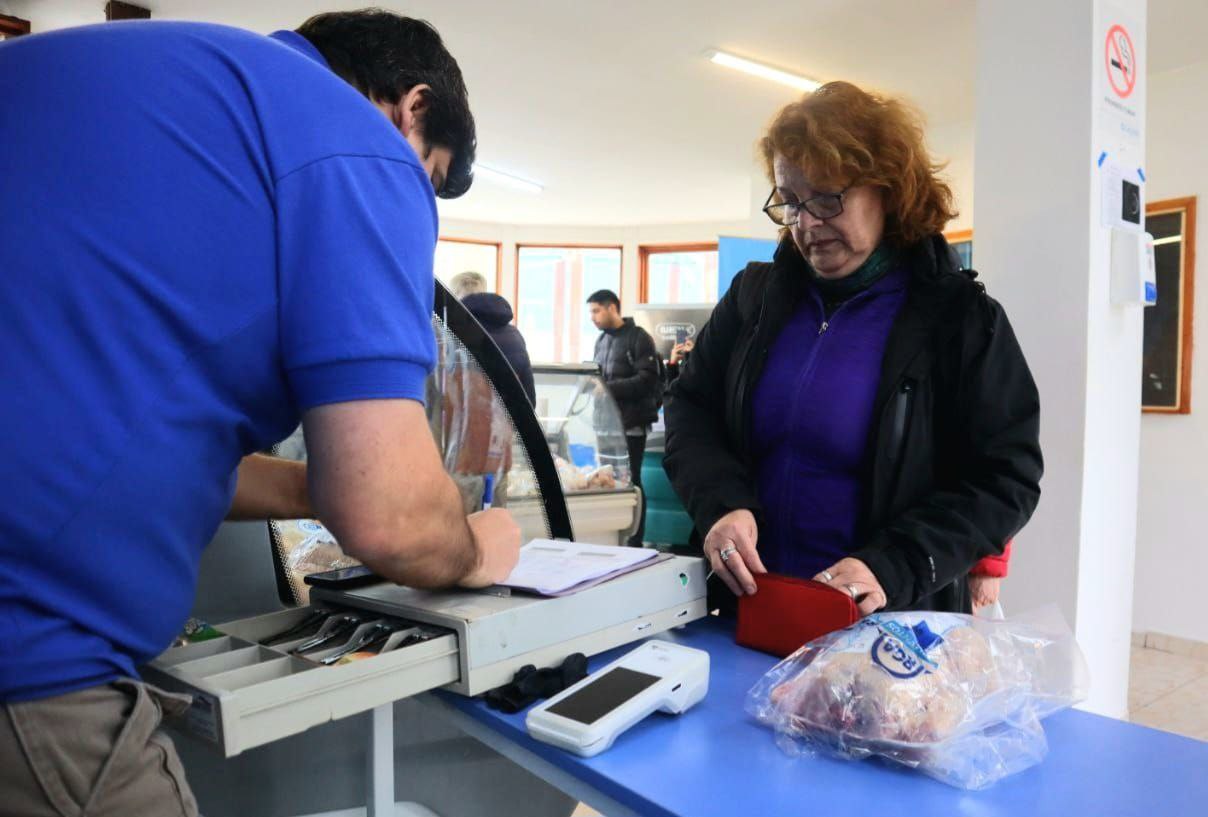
[751,266,909,579]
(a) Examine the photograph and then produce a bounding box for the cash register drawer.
[143,606,459,757]
[148,555,708,757]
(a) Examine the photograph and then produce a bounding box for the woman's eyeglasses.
[762,187,848,226]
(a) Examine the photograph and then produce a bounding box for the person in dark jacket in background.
[589,289,661,546]
[451,271,536,406]
[665,338,694,384]
[664,81,1042,616]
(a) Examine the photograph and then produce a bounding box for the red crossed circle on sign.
[1105,23,1136,98]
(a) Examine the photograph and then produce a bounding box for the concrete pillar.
[974,0,1147,717]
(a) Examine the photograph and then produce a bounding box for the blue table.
[432,618,1208,817]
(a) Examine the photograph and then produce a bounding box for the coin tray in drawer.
[144,606,459,757]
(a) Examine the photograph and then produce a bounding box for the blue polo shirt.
[0,23,440,701]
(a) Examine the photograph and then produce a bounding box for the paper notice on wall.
[1100,159,1145,233]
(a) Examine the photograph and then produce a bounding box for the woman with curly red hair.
[665,82,1042,616]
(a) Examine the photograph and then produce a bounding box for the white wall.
[930,120,975,234]
[1,0,98,30]
[1132,60,1208,644]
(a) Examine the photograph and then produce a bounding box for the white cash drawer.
[147,554,707,757]
[144,607,459,757]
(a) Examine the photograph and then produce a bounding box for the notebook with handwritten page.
[500,540,661,597]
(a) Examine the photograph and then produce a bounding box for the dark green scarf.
[810,244,898,314]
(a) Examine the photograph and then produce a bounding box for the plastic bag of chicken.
[745,606,1089,790]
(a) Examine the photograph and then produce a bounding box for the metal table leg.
[366,704,394,817]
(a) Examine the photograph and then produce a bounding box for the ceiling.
[9,0,1208,226]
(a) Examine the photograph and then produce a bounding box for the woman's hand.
[703,509,765,595]
[814,557,887,616]
[969,575,1002,611]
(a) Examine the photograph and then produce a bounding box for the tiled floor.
[1128,645,1208,741]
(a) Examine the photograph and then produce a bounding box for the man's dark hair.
[587,290,621,311]
[297,9,476,199]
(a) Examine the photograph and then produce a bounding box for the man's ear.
[398,83,432,140]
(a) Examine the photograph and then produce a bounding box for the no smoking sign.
[1105,23,1136,98]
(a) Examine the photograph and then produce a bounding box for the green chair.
[640,449,694,548]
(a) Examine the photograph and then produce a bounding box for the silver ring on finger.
[719,546,737,562]
[820,570,834,583]
[845,583,860,600]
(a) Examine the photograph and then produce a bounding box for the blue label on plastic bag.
[871,620,943,679]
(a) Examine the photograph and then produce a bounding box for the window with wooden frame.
[435,237,503,295]
[639,243,719,304]
[0,14,31,38]
[515,244,622,364]
[1143,197,1196,414]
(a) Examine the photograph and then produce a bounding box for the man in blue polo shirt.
[0,11,520,814]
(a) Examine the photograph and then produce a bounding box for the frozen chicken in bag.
[745,607,1088,789]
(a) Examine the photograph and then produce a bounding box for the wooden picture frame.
[105,2,151,20]
[0,14,31,38]
[1142,197,1196,414]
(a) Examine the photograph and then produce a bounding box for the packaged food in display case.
[745,607,1090,790]
[272,518,359,603]
[435,334,513,478]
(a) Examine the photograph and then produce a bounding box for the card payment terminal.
[525,640,709,757]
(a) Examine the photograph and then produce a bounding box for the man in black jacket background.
[588,289,661,546]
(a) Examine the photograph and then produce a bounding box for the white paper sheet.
[501,540,659,596]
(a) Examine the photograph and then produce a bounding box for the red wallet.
[736,573,859,657]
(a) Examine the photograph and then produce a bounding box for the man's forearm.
[226,454,313,521]
[342,474,481,588]
[302,400,511,589]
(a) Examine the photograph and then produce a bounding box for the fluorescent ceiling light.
[473,163,543,194]
[1151,234,1182,246]
[708,49,821,92]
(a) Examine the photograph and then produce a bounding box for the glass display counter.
[504,364,639,546]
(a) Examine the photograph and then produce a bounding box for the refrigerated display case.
[513,363,640,546]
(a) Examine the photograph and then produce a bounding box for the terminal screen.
[546,667,660,725]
